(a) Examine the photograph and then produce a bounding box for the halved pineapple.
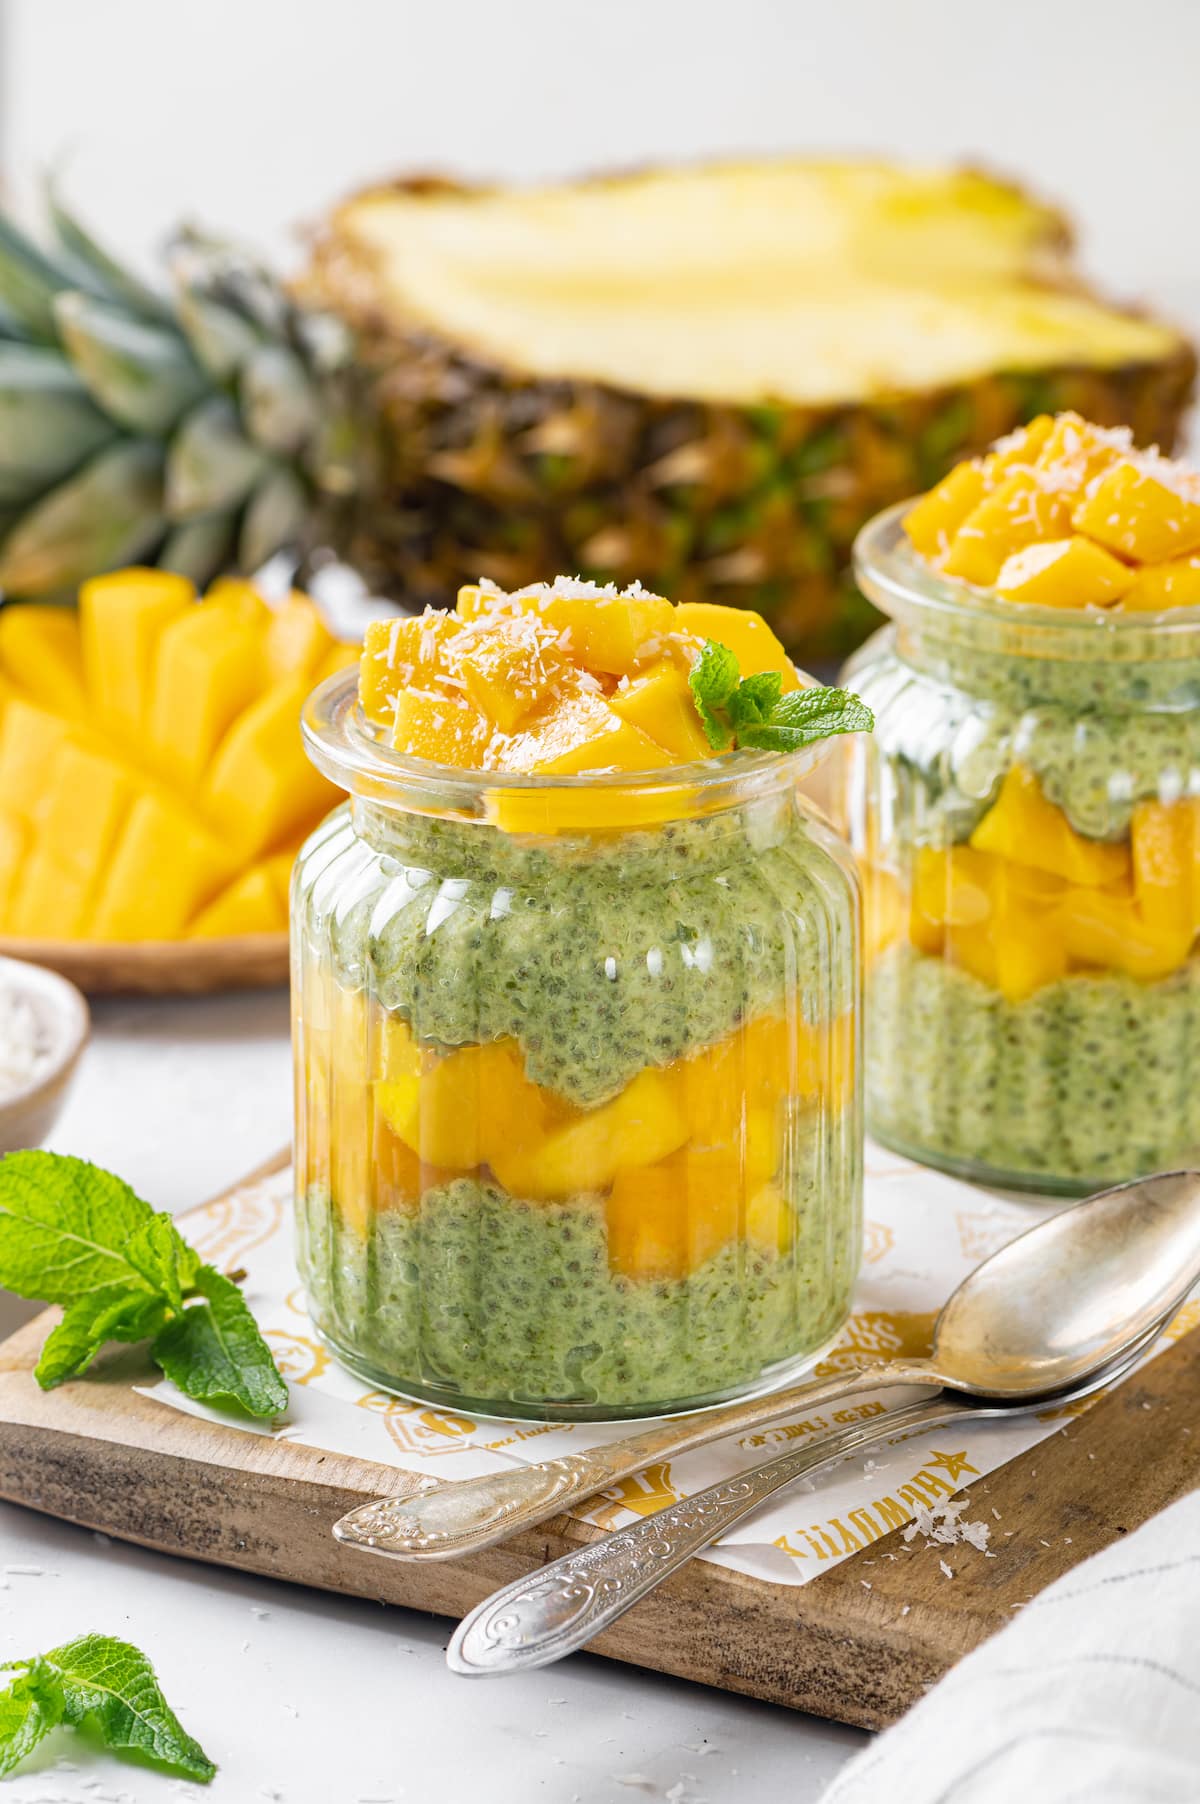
[311,160,1193,657]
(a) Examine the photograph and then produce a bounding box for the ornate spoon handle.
[333,1360,941,1560]
[448,1392,967,1676]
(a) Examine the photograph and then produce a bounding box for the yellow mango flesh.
[491,1066,689,1201]
[984,414,1056,477]
[1122,557,1200,612]
[995,535,1134,609]
[0,700,72,822]
[1032,413,1125,486]
[0,606,87,716]
[502,683,681,776]
[360,613,461,728]
[205,679,336,858]
[1072,462,1200,564]
[38,741,136,893]
[264,592,336,683]
[80,568,195,741]
[902,460,989,560]
[91,793,233,940]
[8,849,88,939]
[941,473,1073,587]
[1054,887,1192,981]
[456,618,571,732]
[609,661,714,760]
[389,686,493,767]
[970,767,1131,887]
[189,865,287,937]
[0,811,27,923]
[672,602,800,691]
[148,602,265,787]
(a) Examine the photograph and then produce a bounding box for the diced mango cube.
[1055,887,1192,982]
[0,606,86,717]
[942,473,1073,587]
[80,568,195,740]
[376,1038,537,1171]
[205,577,271,627]
[912,845,994,928]
[1072,461,1200,564]
[189,865,286,937]
[492,1066,688,1201]
[90,792,232,940]
[456,617,570,732]
[1033,413,1126,487]
[531,590,675,676]
[609,660,713,761]
[970,767,1131,887]
[504,684,681,776]
[1131,798,1198,941]
[205,679,335,857]
[1122,557,1200,612]
[995,536,1134,609]
[984,414,1056,478]
[389,686,494,767]
[673,602,800,691]
[148,599,265,787]
[903,460,989,560]
[359,613,462,729]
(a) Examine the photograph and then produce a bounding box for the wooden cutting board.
[1,1151,1198,1731]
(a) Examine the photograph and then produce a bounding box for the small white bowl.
[0,956,90,1155]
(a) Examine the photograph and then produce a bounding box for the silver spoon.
[447,1331,1158,1676]
[335,1168,1200,1563]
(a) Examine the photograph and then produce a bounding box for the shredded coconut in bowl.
[0,987,53,1103]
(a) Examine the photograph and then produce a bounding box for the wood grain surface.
[0,934,288,995]
[1,1152,1197,1728]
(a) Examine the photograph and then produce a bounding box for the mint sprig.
[0,1635,215,1782]
[0,1151,287,1418]
[688,638,873,753]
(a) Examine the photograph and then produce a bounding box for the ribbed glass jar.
[845,503,1200,1195]
[291,668,862,1420]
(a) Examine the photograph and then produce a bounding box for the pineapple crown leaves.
[688,638,873,752]
[0,189,354,601]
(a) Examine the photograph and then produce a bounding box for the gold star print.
[923,1449,979,1484]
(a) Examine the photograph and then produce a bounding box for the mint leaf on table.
[35,1285,169,1389]
[0,1150,287,1419]
[688,638,873,754]
[0,1151,156,1304]
[0,1662,62,1777]
[152,1264,289,1418]
[1,1636,215,1783]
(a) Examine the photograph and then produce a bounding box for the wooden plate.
[0,933,289,996]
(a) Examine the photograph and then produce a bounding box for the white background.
[1,3,1198,1799]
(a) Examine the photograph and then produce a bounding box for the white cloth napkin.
[820,1485,1200,1804]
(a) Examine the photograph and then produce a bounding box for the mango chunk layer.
[360,583,802,783]
[0,578,351,941]
[904,411,1200,612]
[307,991,850,1275]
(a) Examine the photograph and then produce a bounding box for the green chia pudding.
[849,505,1200,1192]
[292,774,862,1418]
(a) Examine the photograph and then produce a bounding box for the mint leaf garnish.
[687,638,873,754]
[688,638,741,750]
[738,685,875,752]
[1,1636,215,1782]
[152,1265,288,1418]
[0,1151,287,1419]
[0,1663,61,1777]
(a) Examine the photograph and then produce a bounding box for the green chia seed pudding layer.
[296,1153,860,1417]
[297,794,858,1108]
[868,942,1200,1191]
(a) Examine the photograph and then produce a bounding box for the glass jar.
[846,503,1200,1195]
[291,668,862,1420]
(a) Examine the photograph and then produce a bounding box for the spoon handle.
[448,1392,967,1676]
[333,1359,940,1561]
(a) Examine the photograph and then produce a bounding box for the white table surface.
[0,989,867,1804]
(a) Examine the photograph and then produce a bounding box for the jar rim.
[301,667,831,815]
[854,502,1200,663]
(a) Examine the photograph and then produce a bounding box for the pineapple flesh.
[312,160,1194,658]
